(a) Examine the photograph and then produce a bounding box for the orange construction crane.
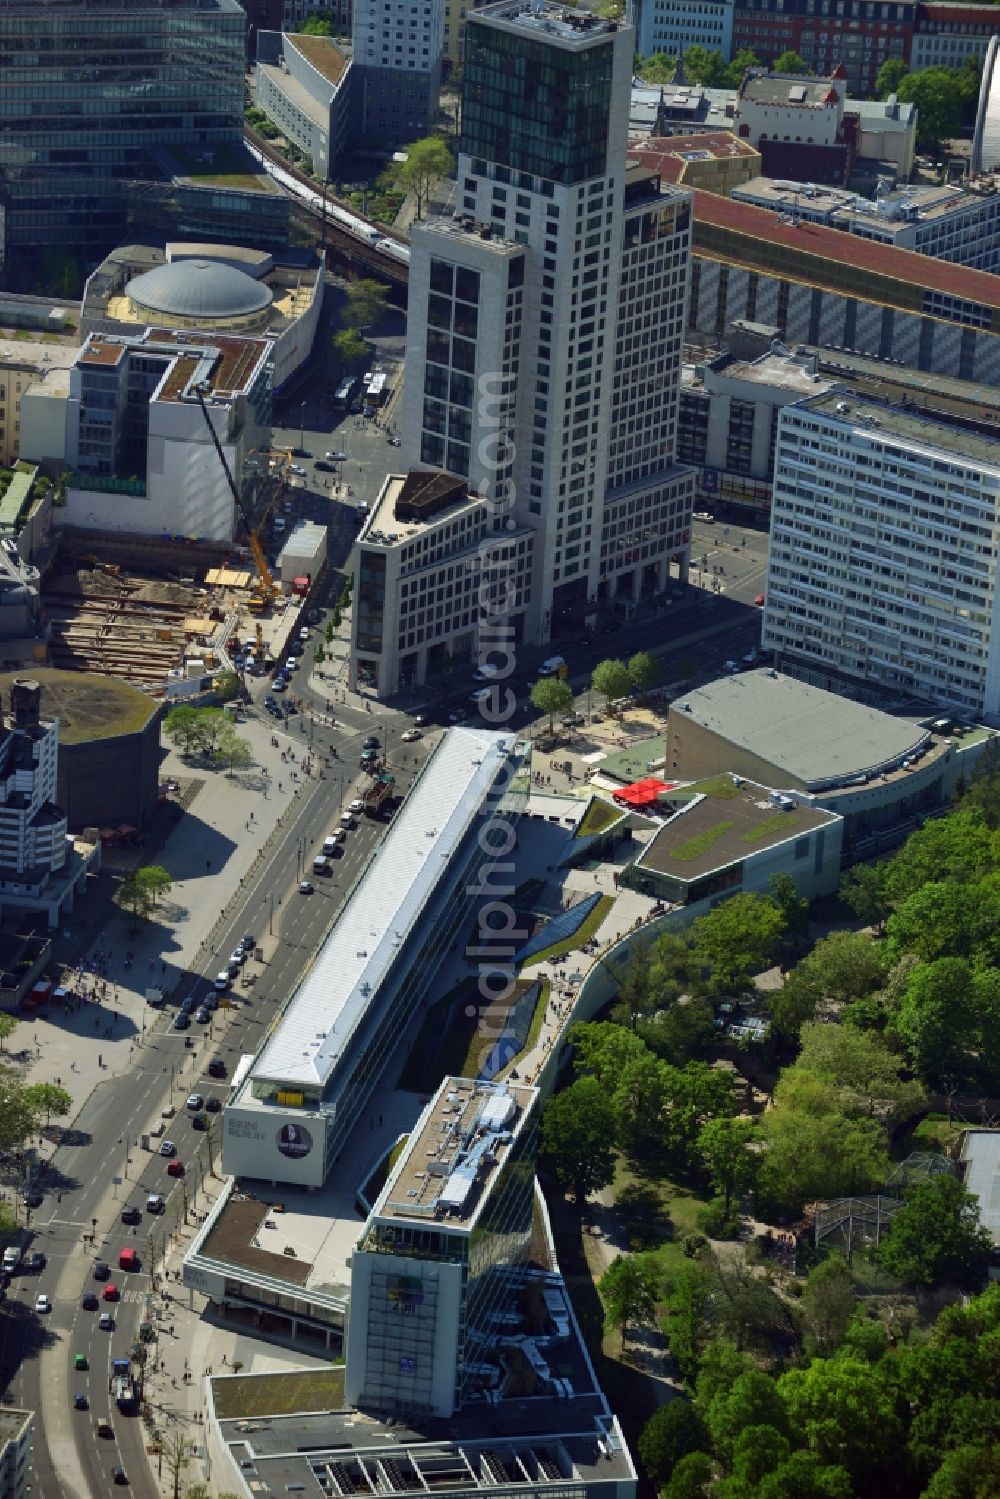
[193,383,278,608]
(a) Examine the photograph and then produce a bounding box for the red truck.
[362,773,394,816]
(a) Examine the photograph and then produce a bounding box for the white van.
[312,856,332,875]
[322,831,346,854]
[339,812,353,828]
[538,656,566,677]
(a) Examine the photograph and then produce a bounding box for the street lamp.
[267,891,275,937]
[299,401,306,454]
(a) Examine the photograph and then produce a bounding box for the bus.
[333,377,356,409]
[363,370,387,415]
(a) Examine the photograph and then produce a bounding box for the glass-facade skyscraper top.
[461,17,615,184]
[0,0,245,281]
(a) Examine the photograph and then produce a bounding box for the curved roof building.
[972,34,1000,174]
[126,258,273,331]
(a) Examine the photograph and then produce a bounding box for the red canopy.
[613,777,674,807]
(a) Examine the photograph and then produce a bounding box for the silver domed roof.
[126,259,272,320]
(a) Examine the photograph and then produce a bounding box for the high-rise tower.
[401,0,693,646]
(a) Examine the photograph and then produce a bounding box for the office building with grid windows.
[353,0,445,143]
[399,0,694,661]
[763,390,1000,719]
[0,0,246,281]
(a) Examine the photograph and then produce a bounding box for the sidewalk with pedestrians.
[17,708,342,1162]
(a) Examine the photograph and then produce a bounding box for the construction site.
[38,521,300,695]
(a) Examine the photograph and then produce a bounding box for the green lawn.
[672,821,735,860]
[899,1112,967,1156]
[170,142,269,191]
[614,1158,712,1276]
[741,812,797,843]
[576,798,623,838]
[526,894,615,967]
[688,776,740,800]
[212,1365,344,1418]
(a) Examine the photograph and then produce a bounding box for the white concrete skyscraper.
[401,0,694,647]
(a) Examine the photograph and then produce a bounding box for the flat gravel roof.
[674,671,930,789]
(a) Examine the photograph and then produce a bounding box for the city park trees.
[533,781,1000,1491]
[163,706,253,774]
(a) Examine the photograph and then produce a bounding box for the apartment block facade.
[763,391,1000,719]
[635,0,734,63]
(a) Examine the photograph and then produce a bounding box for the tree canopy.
[690,892,786,993]
[539,1076,616,1203]
[591,658,632,711]
[391,136,453,220]
[599,1254,659,1346]
[874,1175,993,1290]
[773,51,808,73]
[530,676,573,732]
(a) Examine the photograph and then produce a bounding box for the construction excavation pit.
[43,557,220,692]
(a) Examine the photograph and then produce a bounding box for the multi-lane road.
[1,667,433,1499]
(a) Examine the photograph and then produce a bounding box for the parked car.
[326,450,347,461]
[213,973,230,992]
[298,880,314,894]
[25,1251,45,1272]
[401,729,421,742]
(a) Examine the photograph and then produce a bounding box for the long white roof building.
[251,725,516,1090]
